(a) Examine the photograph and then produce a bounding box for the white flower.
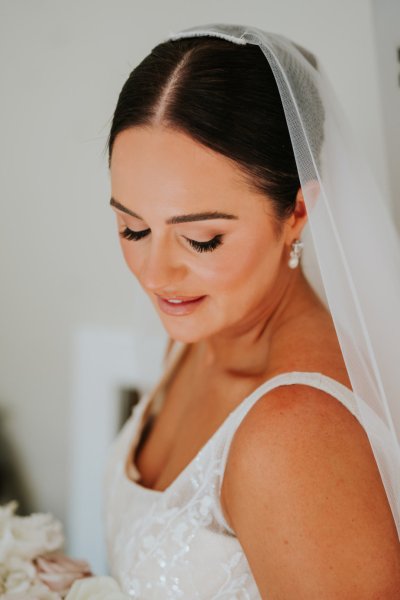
[1,580,61,599]
[0,555,60,598]
[0,501,64,564]
[65,576,130,600]
[0,501,18,524]
[0,555,36,593]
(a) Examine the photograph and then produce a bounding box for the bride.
[104,23,400,598]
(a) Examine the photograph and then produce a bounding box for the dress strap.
[216,371,360,535]
[235,370,359,423]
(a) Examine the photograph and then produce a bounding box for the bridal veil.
[166,23,400,538]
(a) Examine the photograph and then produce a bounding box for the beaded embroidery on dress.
[104,341,362,599]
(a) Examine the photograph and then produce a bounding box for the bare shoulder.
[221,384,400,599]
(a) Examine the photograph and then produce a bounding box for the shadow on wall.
[0,403,33,515]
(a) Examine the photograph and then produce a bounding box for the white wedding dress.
[104,341,362,599]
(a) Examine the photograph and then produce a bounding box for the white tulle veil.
[166,23,400,538]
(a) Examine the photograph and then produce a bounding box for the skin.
[110,124,400,598]
[110,125,309,362]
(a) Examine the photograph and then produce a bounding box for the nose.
[138,237,187,294]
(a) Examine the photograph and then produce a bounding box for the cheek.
[197,235,280,294]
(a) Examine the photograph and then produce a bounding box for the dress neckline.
[123,343,356,496]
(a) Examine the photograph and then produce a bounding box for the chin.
[157,317,213,345]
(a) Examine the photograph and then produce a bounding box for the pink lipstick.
[156,294,207,316]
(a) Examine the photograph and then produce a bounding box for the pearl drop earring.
[288,239,304,269]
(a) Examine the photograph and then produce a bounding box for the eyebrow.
[110,197,238,224]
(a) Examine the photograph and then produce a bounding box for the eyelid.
[119,227,150,241]
[118,226,224,252]
[184,234,224,253]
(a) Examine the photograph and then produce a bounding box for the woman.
[104,24,400,598]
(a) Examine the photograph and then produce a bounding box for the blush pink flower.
[34,551,92,597]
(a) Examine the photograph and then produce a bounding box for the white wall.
[371,0,400,228]
[0,0,394,560]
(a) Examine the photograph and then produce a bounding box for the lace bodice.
[104,342,361,599]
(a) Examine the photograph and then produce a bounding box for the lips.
[155,294,207,316]
[159,295,204,303]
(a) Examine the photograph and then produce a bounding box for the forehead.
[110,126,259,210]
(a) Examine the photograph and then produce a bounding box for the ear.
[283,186,309,245]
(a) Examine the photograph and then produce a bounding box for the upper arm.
[221,384,400,599]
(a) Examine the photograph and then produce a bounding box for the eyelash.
[119,227,223,253]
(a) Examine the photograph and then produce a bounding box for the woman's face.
[110,125,298,343]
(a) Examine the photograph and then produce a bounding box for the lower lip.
[156,295,207,316]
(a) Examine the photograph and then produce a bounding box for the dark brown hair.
[107,36,315,235]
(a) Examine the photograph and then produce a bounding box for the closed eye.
[184,234,223,253]
[119,227,150,241]
[119,227,223,253]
